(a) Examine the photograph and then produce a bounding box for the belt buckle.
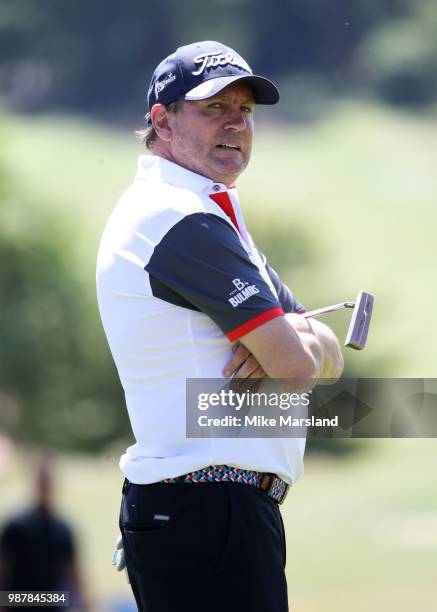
[260,473,289,505]
[277,482,290,505]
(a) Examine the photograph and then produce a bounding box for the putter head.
[344,290,374,350]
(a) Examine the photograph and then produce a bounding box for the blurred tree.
[2,0,433,118]
[248,0,404,74]
[355,0,437,106]
[0,0,177,114]
[0,157,129,452]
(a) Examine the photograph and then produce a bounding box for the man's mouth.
[216,144,241,151]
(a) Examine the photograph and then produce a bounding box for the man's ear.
[151,104,172,143]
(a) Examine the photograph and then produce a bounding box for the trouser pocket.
[120,482,231,580]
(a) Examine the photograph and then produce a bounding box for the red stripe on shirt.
[209,191,240,233]
[226,307,284,341]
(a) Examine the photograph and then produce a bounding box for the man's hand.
[285,313,344,383]
[223,341,267,379]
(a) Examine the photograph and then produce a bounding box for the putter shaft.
[303,302,355,319]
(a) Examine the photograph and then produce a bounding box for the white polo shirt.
[96,155,306,485]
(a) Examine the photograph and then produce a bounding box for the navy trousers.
[119,479,288,612]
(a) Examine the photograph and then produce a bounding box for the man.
[0,456,87,612]
[97,41,343,612]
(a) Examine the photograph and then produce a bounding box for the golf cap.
[146,41,279,125]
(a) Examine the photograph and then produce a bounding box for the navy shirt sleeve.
[254,246,306,314]
[145,213,284,340]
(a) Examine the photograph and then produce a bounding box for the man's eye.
[242,106,253,113]
[208,102,223,109]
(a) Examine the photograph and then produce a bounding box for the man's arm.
[240,314,343,381]
[225,314,344,384]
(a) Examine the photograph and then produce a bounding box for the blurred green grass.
[3,101,437,376]
[1,440,436,611]
[285,439,437,611]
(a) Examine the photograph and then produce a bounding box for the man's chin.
[209,159,247,185]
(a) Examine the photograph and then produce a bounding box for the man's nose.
[223,110,247,131]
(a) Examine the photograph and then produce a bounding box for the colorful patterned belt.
[162,464,289,505]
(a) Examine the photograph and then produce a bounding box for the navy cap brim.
[184,74,279,105]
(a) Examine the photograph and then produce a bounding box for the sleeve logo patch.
[229,278,260,307]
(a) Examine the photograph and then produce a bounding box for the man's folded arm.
[238,313,344,383]
[145,212,343,383]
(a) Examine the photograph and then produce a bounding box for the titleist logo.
[192,51,251,76]
[154,73,177,98]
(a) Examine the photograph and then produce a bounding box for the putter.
[303,290,374,350]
